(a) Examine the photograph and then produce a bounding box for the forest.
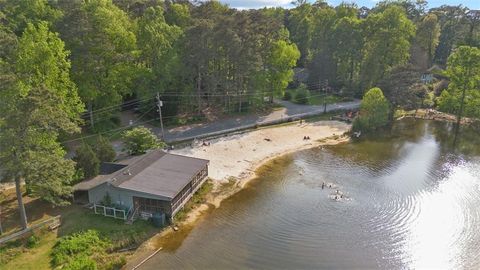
[1,0,479,131]
[0,0,479,207]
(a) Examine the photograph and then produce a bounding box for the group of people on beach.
[303,136,311,140]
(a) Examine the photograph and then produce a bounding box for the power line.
[80,96,156,117]
[61,118,159,144]
[107,105,158,140]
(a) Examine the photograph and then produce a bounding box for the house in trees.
[73,150,209,221]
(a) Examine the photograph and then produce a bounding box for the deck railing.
[93,203,127,220]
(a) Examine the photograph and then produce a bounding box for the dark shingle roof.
[74,150,209,200]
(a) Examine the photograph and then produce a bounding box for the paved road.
[159,99,360,143]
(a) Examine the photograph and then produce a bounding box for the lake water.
[142,119,480,270]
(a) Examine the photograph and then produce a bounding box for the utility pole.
[323,79,328,113]
[0,205,3,235]
[88,102,94,129]
[156,92,165,139]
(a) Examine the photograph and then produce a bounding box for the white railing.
[93,203,127,220]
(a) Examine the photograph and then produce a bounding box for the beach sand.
[172,120,350,185]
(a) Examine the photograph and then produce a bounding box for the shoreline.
[124,120,351,268]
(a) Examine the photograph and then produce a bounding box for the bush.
[26,234,39,248]
[283,91,292,101]
[51,230,109,269]
[294,87,310,105]
[64,256,97,270]
[122,126,165,155]
[354,87,390,132]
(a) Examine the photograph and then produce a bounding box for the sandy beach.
[172,120,350,186]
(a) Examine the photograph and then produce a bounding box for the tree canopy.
[122,126,164,155]
[353,87,390,132]
[438,46,480,119]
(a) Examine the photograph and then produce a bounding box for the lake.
[142,119,480,269]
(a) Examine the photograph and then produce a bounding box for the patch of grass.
[1,230,56,269]
[58,206,157,250]
[174,179,213,223]
[308,94,343,106]
[305,112,337,122]
[1,204,158,270]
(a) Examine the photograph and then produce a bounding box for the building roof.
[74,150,209,200]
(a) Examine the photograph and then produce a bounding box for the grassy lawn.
[284,88,350,106]
[2,230,57,270]
[58,206,158,249]
[0,191,159,269]
[308,94,343,105]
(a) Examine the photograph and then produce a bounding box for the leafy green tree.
[415,13,441,65]
[308,6,337,85]
[56,0,137,129]
[1,0,61,35]
[361,6,416,90]
[431,5,468,65]
[332,16,363,89]
[267,40,300,102]
[379,65,427,110]
[287,2,314,66]
[353,87,390,132]
[95,136,116,163]
[294,84,310,104]
[74,144,100,179]
[122,126,164,155]
[165,3,191,28]
[440,46,480,124]
[0,22,83,228]
[136,6,183,100]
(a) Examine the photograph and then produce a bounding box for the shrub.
[122,126,165,155]
[51,230,109,269]
[354,87,390,132]
[283,91,292,101]
[294,86,310,105]
[64,256,97,270]
[26,234,39,248]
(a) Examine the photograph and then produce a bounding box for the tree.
[415,13,441,66]
[379,65,428,110]
[122,126,164,155]
[361,6,416,90]
[95,136,116,163]
[136,6,183,100]
[353,87,390,132]
[287,2,314,66]
[0,22,83,228]
[332,16,363,90]
[266,40,300,102]
[74,143,100,179]
[1,0,61,35]
[431,5,468,65]
[441,46,480,139]
[55,0,137,130]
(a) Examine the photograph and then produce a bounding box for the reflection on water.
[142,119,480,270]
